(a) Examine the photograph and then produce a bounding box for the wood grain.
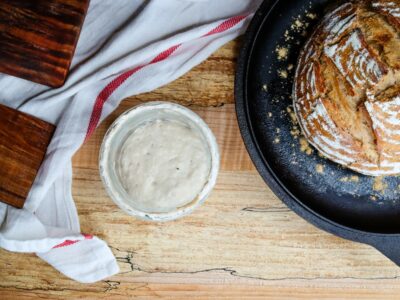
[0,104,55,208]
[1,40,400,299]
[0,0,89,87]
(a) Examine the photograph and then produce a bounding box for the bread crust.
[293,0,400,176]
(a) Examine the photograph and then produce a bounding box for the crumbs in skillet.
[340,176,359,183]
[262,84,268,92]
[278,69,288,79]
[276,46,289,61]
[299,137,313,155]
[373,177,388,193]
[316,164,324,174]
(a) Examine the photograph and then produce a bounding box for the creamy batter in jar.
[117,119,211,213]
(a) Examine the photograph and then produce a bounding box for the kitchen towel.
[0,0,262,283]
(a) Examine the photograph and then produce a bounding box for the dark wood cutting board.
[0,104,55,208]
[0,0,90,87]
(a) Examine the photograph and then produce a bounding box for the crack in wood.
[103,280,121,292]
[110,247,400,283]
[186,102,226,108]
[242,206,291,213]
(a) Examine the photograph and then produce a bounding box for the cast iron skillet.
[235,0,400,265]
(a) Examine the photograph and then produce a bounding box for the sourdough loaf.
[293,0,400,176]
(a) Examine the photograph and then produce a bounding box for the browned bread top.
[293,0,400,176]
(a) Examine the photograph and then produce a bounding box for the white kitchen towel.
[0,0,262,283]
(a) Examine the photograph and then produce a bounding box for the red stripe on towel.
[53,234,93,249]
[84,45,180,141]
[203,15,246,36]
[84,15,248,141]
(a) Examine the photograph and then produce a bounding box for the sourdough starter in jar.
[117,119,211,213]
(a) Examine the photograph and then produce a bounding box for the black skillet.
[235,0,400,265]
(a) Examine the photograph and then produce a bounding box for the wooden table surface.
[2,39,400,299]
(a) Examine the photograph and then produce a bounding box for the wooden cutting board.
[0,104,55,208]
[0,0,90,87]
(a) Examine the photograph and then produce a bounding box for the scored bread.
[293,0,400,176]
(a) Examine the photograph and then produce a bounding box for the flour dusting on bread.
[294,0,400,176]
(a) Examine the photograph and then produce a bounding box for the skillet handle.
[369,237,400,266]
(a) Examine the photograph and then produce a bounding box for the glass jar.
[99,101,220,221]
